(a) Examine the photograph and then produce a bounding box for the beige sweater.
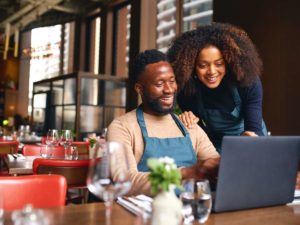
[107,109,219,196]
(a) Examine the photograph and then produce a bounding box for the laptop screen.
[213,136,300,212]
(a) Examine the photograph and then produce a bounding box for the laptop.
[213,136,300,213]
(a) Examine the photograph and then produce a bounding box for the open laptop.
[213,136,300,213]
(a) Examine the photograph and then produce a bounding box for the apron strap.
[231,87,242,114]
[137,105,188,137]
[136,105,149,137]
[171,113,189,137]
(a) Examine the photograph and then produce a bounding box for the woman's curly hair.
[167,22,263,95]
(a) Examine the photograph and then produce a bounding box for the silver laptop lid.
[214,136,300,212]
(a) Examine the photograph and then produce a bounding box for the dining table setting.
[1,131,300,225]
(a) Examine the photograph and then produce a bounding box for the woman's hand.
[296,172,300,189]
[178,111,199,129]
[241,131,258,136]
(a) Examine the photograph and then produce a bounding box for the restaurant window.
[27,23,72,115]
[89,17,101,74]
[112,4,131,77]
[156,0,213,51]
[182,0,213,32]
[156,0,177,53]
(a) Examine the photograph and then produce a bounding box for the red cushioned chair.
[22,145,65,158]
[0,141,19,154]
[72,141,89,155]
[32,158,90,203]
[0,174,67,211]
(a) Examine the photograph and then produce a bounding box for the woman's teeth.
[207,76,217,82]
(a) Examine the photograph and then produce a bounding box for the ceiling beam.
[51,5,80,14]
[0,0,45,28]
[8,0,64,35]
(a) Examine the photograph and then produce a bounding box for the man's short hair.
[131,49,169,82]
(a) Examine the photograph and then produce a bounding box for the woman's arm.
[240,78,265,136]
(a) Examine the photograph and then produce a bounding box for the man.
[107,49,220,196]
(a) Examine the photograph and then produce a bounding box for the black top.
[177,78,264,135]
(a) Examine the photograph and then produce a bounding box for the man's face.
[135,61,177,115]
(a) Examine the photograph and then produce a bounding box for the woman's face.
[195,45,226,89]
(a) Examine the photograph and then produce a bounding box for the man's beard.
[143,92,177,115]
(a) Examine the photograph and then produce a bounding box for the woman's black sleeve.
[240,79,265,135]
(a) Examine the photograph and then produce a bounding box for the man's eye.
[155,83,163,87]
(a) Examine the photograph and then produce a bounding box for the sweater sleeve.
[107,118,152,196]
[239,78,264,135]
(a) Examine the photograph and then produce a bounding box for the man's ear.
[135,83,143,95]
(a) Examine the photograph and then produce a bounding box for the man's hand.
[178,111,199,129]
[180,157,220,181]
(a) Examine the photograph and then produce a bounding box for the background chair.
[22,145,65,158]
[0,141,19,154]
[0,174,67,211]
[32,158,90,203]
[72,141,89,155]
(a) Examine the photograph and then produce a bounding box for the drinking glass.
[180,179,212,224]
[87,141,132,219]
[45,129,59,146]
[65,146,78,160]
[60,130,73,148]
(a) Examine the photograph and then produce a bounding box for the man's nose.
[163,83,176,93]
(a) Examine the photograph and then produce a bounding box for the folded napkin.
[8,154,26,160]
[117,195,152,218]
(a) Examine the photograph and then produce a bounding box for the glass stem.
[105,200,112,225]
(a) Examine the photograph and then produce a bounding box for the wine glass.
[180,179,212,224]
[60,130,73,159]
[87,141,132,218]
[45,129,59,146]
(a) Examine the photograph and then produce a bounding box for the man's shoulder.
[186,122,208,139]
[109,109,138,128]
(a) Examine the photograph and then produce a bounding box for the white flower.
[165,164,171,171]
[158,156,175,165]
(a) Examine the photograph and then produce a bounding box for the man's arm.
[107,118,152,196]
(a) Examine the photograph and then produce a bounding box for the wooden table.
[2,202,300,225]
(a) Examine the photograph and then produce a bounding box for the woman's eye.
[215,61,224,67]
[198,64,207,68]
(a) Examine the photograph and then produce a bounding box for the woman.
[167,23,267,152]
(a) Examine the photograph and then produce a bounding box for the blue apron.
[196,87,267,152]
[136,106,197,172]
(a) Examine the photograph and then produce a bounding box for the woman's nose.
[208,65,217,74]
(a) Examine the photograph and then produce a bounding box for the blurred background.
[0,0,299,139]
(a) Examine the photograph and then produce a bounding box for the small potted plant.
[147,157,182,225]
